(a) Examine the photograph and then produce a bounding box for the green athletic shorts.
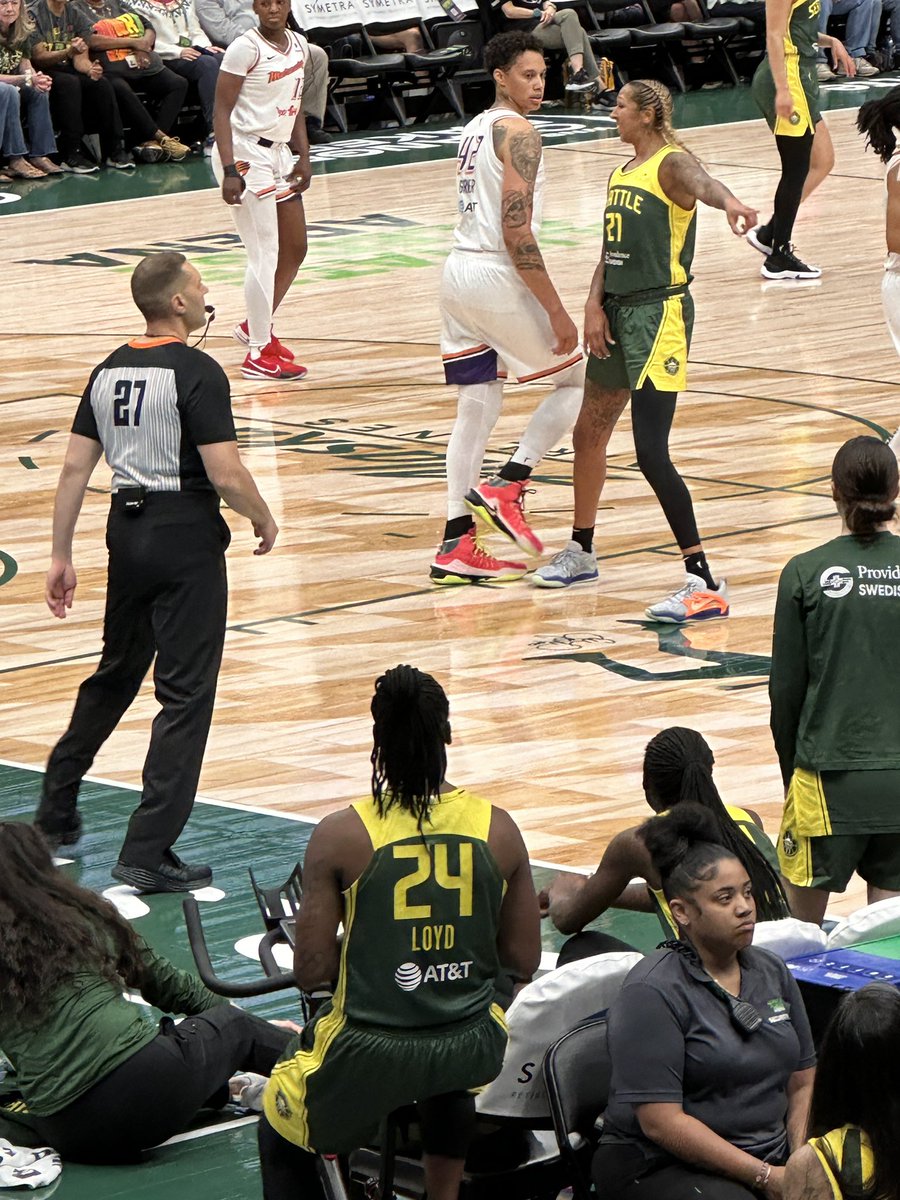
[586,289,694,392]
[751,55,821,137]
[263,1003,508,1152]
[779,768,900,891]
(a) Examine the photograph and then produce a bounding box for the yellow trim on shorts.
[775,50,813,137]
[778,768,831,886]
[639,296,689,391]
[263,885,356,1148]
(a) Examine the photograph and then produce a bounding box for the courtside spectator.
[74,0,191,160]
[125,0,223,148]
[594,804,816,1200]
[28,0,132,169]
[0,0,59,176]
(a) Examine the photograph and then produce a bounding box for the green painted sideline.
[0,762,656,1200]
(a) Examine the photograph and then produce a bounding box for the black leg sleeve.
[771,131,814,251]
[631,381,701,550]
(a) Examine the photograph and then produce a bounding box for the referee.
[34,252,278,893]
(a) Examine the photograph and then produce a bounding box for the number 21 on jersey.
[605,211,623,243]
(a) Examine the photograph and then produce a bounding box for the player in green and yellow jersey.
[533,80,757,625]
[258,665,541,1200]
[748,0,854,279]
[542,726,789,945]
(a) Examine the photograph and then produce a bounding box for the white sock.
[446,381,503,517]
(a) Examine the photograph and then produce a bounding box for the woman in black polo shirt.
[594,804,816,1199]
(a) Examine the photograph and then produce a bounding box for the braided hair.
[642,727,789,921]
[370,665,451,827]
[625,79,695,158]
[857,86,900,162]
[832,435,898,540]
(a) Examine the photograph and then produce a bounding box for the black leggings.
[631,381,700,551]
[772,131,814,251]
[30,1006,292,1163]
[258,1091,477,1200]
[593,1143,758,1199]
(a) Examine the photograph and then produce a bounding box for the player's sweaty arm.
[494,116,578,355]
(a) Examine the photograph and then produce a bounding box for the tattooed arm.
[658,151,758,235]
[782,1145,835,1200]
[493,115,578,355]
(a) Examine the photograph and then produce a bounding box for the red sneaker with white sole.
[233,321,296,361]
[241,350,308,381]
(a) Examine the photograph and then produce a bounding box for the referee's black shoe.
[112,851,213,893]
[35,812,83,854]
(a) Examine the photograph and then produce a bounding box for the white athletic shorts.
[211,135,298,202]
[883,252,900,357]
[439,249,583,387]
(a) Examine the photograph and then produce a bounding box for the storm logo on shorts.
[664,356,679,375]
[820,566,854,598]
[782,830,798,858]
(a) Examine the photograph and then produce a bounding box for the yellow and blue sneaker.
[645,573,730,623]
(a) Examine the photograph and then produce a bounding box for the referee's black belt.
[111,488,219,512]
[258,137,276,148]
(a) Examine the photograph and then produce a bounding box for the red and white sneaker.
[241,350,308,381]
[464,477,543,556]
[233,321,296,362]
[430,530,527,585]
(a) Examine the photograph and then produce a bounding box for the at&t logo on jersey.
[394,960,474,990]
[819,566,853,598]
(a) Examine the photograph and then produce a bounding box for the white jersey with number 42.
[220,27,308,144]
[452,107,544,255]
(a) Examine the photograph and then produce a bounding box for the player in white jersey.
[212,0,309,381]
[431,31,585,585]
[858,90,900,363]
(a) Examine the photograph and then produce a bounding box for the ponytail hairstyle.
[857,86,900,163]
[639,801,738,911]
[370,665,451,827]
[625,79,695,158]
[832,435,899,540]
[642,728,789,921]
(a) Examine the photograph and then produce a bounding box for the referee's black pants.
[38,492,230,869]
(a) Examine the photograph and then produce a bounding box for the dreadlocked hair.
[370,665,450,827]
[857,86,900,163]
[0,822,149,1024]
[626,79,696,159]
[643,727,789,921]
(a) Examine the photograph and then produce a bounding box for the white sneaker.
[645,573,730,623]
[816,61,836,81]
[746,224,773,256]
[532,541,599,589]
[852,56,880,76]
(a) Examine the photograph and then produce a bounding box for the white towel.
[0,1140,62,1190]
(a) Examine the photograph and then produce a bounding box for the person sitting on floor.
[594,803,816,1200]
[73,0,192,161]
[783,984,899,1200]
[542,726,789,951]
[0,821,295,1162]
[0,0,59,176]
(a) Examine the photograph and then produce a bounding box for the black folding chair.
[543,1016,613,1200]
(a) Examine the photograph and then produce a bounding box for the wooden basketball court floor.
[2,95,898,935]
